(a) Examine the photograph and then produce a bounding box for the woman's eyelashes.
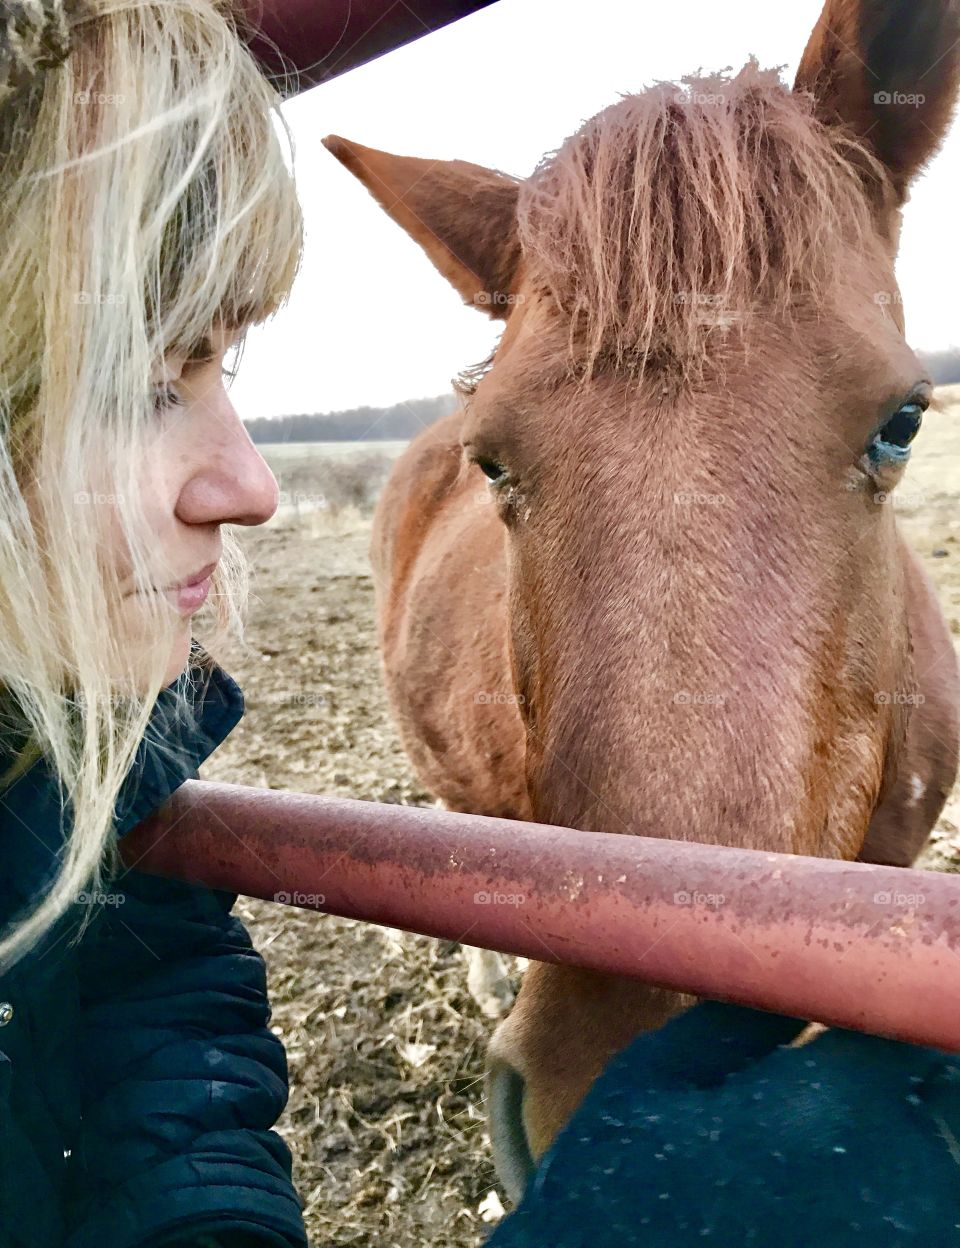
[153,382,184,414]
[152,364,237,413]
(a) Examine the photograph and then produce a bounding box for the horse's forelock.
[515,60,891,380]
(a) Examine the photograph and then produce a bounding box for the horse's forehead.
[491,270,904,391]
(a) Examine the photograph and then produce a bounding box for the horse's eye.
[878,403,924,448]
[868,401,925,465]
[475,456,508,485]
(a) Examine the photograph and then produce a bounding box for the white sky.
[230,0,960,420]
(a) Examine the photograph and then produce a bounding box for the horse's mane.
[515,60,889,379]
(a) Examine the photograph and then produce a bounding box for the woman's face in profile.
[118,323,279,685]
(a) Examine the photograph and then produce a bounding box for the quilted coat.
[0,646,308,1248]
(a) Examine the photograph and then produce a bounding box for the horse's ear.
[322,135,522,319]
[793,0,960,201]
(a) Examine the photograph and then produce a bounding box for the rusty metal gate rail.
[120,780,960,1051]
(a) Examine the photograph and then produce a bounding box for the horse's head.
[327,0,956,858]
[325,0,960,1193]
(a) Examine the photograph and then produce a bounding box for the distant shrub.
[275,451,395,519]
[317,452,394,514]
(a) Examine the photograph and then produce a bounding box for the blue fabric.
[0,645,307,1248]
[487,1000,960,1248]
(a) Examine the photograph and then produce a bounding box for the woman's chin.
[117,595,197,690]
[162,624,194,687]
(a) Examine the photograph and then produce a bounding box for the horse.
[323,0,960,1202]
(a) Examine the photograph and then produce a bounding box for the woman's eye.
[867,401,925,465]
[475,456,508,485]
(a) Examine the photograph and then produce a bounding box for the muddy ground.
[200,387,960,1247]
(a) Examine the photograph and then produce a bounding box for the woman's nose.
[175,407,279,528]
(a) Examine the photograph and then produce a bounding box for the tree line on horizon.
[243,393,458,444]
[243,348,960,444]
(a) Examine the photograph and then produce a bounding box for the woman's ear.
[794,0,960,202]
[322,134,523,319]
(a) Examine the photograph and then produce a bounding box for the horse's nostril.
[487,1056,535,1205]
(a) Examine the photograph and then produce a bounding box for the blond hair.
[0,0,303,969]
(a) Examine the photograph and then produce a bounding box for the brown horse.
[324,0,960,1202]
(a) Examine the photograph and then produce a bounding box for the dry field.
[200,389,960,1247]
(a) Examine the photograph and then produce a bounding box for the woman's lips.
[165,578,211,613]
[163,561,218,614]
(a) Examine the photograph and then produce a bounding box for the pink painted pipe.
[121,780,960,1051]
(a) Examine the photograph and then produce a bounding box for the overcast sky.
[230,0,960,421]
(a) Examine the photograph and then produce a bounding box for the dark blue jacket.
[488,1002,960,1248]
[0,648,308,1248]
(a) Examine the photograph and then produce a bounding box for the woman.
[0,0,307,1244]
